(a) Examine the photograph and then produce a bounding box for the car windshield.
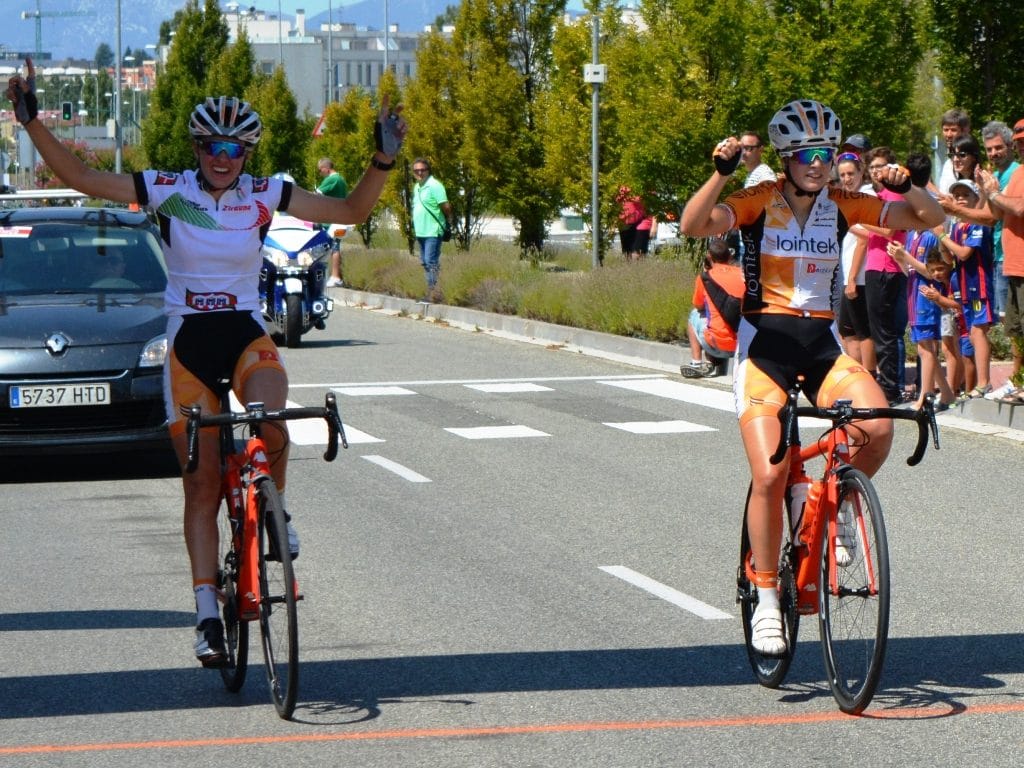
[0,222,167,294]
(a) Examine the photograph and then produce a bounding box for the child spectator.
[942,179,995,398]
[682,238,743,378]
[889,239,957,410]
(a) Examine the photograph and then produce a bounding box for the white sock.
[690,359,702,367]
[194,583,219,625]
[756,586,779,611]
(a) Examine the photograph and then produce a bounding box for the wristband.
[370,156,395,171]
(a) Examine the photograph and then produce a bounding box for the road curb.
[334,288,1024,438]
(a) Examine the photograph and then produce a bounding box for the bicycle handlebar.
[185,391,348,473]
[768,390,940,467]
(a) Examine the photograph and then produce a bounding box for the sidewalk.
[334,287,1024,439]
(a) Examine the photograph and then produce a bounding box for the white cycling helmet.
[768,99,842,154]
[189,96,263,147]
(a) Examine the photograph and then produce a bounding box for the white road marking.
[465,382,554,393]
[599,565,732,620]
[599,378,735,412]
[604,420,716,434]
[289,374,662,389]
[361,455,431,482]
[444,425,551,440]
[334,386,418,396]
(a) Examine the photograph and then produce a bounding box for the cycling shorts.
[164,310,286,437]
[733,313,874,426]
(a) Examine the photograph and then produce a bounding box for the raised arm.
[679,137,740,237]
[6,58,136,203]
[287,95,407,225]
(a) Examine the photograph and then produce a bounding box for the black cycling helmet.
[189,96,263,147]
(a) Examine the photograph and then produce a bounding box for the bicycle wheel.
[217,498,248,692]
[738,483,800,688]
[819,468,890,714]
[255,479,299,719]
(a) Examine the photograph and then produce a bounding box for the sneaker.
[266,513,299,561]
[326,277,343,287]
[835,502,857,567]
[750,602,787,656]
[699,361,718,377]
[680,362,705,379]
[986,382,1014,401]
[194,618,227,667]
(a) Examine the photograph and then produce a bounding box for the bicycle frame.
[783,422,867,615]
[221,430,277,622]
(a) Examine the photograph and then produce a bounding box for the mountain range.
[5,0,465,63]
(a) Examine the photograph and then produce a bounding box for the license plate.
[9,382,111,408]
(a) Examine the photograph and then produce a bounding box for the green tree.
[246,67,307,181]
[404,26,488,250]
[94,43,113,69]
[446,0,567,255]
[930,0,1024,126]
[141,0,229,171]
[307,87,385,245]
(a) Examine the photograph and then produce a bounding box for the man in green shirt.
[411,157,453,300]
[317,158,348,287]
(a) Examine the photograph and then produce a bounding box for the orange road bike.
[185,391,346,719]
[737,388,940,714]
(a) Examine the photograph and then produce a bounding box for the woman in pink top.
[861,147,909,404]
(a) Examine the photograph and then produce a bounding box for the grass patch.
[340,232,697,342]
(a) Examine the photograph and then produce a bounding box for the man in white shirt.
[739,131,776,188]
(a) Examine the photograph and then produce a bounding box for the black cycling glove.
[713,142,741,177]
[878,164,913,195]
[11,74,38,125]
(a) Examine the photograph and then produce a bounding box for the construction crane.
[21,0,93,59]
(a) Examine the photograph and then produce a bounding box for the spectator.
[980,121,1020,318]
[739,132,776,188]
[616,186,650,261]
[411,157,453,301]
[942,179,995,398]
[316,157,348,288]
[832,132,871,185]
[938,108,971,194]
[835,153,874,368]
[888,239,957,410]
[681,237,743,378]
[862,147,910,405]
[980,121,1024,398]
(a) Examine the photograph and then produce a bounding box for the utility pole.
[583,7,606,268]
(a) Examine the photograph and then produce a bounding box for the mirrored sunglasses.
[837,152,861,163]
[201,140,247,159]
[787,147,835,165]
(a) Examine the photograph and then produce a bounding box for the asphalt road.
[2,302,1023,767]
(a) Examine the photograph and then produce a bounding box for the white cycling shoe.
[750,601,787,656]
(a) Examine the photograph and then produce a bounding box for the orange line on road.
[5,701,1024,755]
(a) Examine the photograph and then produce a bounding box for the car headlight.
[139,335,167,368]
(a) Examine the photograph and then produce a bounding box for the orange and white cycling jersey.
[721,180,890,319]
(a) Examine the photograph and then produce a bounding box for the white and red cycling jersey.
[132,170,291,316]
[719,180,891,319]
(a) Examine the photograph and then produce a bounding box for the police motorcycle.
[259,211,334,348]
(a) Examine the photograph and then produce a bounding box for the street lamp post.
[114,0,123,173]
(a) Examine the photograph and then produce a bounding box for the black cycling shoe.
[194,617,227,668]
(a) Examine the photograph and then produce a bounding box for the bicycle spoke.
[256,480,299,719]
[819,469,889,714]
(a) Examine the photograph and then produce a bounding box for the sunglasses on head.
[837,152,861,164]
[200,140,247,159]
[787,147,835,165]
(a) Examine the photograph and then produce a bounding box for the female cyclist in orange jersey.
[680,100,944,655]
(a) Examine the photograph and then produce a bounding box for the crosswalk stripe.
[444,425,550,440]
[604,420,716,434]
[465,383,554,393]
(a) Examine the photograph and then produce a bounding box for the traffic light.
[61,101,73,121]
